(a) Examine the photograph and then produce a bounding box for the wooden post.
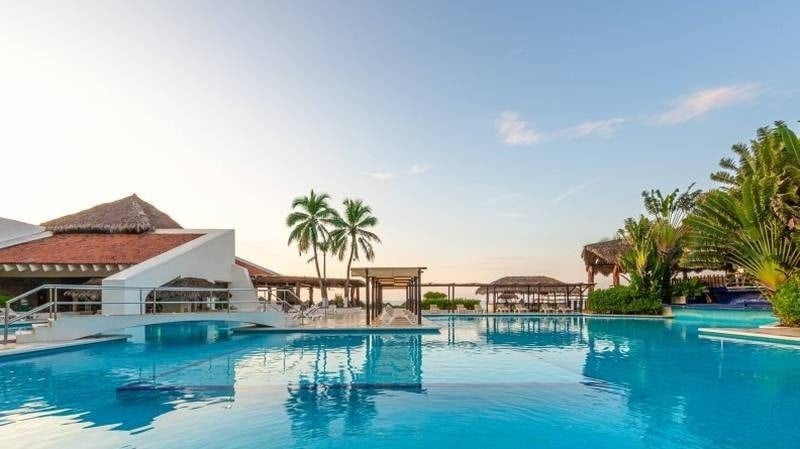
[587,265,595,293]
[612,265,621,286]
[485,287,489,313]
[365,269,370,326]
[417,269,423,324]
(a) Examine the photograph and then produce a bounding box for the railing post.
[139,289,143,315]
[54,287,58,320]
[3,302,9,345]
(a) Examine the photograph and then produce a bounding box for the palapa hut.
[476,276,569,297]
[475,276,591,311]
[41,194,182,234]
[149,277,230,312]
[581,239,628,289]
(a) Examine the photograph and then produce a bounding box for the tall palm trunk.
[311,237,327,301]
[344,240,355,306]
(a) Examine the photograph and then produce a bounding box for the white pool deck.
[0,335,129,359]
[699,326,800,345]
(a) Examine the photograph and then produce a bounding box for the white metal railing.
[2,284,306,345]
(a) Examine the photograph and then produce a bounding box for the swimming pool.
[0,314,796,449]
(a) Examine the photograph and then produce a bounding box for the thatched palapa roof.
[581,238,628,275]
[64,278,103,301]
[153,277,230,301]
[64,277,229,302]
[476,276,567,295]
[42,194,181,234]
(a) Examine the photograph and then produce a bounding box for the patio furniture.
[513,304,529,313]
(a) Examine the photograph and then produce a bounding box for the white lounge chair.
[429,304,441,313]
[474,303,484,313]
[496,304,510,313]
[514,304,529,313]
[455,304,468,314]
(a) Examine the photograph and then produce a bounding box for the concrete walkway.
[699,326,800,345]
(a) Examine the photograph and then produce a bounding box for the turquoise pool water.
[0,315,796,449]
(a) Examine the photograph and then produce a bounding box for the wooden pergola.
[351,267,426,325]
[250,275,365,304]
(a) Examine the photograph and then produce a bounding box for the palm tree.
[683,122,800,294]
[287,190,335,300]
[329,199,381,306]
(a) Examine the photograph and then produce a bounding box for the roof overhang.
[351,267,427,288]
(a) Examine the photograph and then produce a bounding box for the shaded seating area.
[351,267,426,326]
[248,275,365,306]
[475,276,590,313]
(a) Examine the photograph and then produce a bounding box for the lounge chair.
[474,303,484,314]
[429,304,440,313]
[541,303,556,314]
[514,304,529,313]
[557,304,573,314]
[455,304,468,314]
[496,304,510,313]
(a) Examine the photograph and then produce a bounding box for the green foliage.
[287,189,336,297]
[423,291,447,301]
[327,198,381,301]
[772,278,800,326]
[587,286,663,315]
[672,278,707,299]
[618,183,699,302]
[0,294,10,307]
[421,297,480,310]
[332,294,345,307]
[683,122,800,295]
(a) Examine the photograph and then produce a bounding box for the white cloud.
[496,111,626,146]
[409,163,430,175]
[552,180,595,205]
[496,111,544,145]
[560,118,627,139]
[365,171,396,181]
[657,83,761,125]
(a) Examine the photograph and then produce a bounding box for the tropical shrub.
[0,294,10,307]
[772,278,800,326]
[618,184,700,302]
[421,297,480,311]
[587,286,663,315]
[423,291,447,301]
[683,122,800,295]
[672,278,707,300]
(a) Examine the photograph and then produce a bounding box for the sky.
[1,1,798,295]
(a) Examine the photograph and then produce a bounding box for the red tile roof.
[0,233,202,264]
[235,257,279,277]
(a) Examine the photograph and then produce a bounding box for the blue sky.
[2,1,798,291]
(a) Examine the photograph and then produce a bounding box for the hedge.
[773,279,800,326]
[421,298,481,311]
[587,286,663,315]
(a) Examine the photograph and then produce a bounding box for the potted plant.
[672,278,707,304]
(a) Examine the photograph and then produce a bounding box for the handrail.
[7,302,52,326]
[2,284,309,345]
